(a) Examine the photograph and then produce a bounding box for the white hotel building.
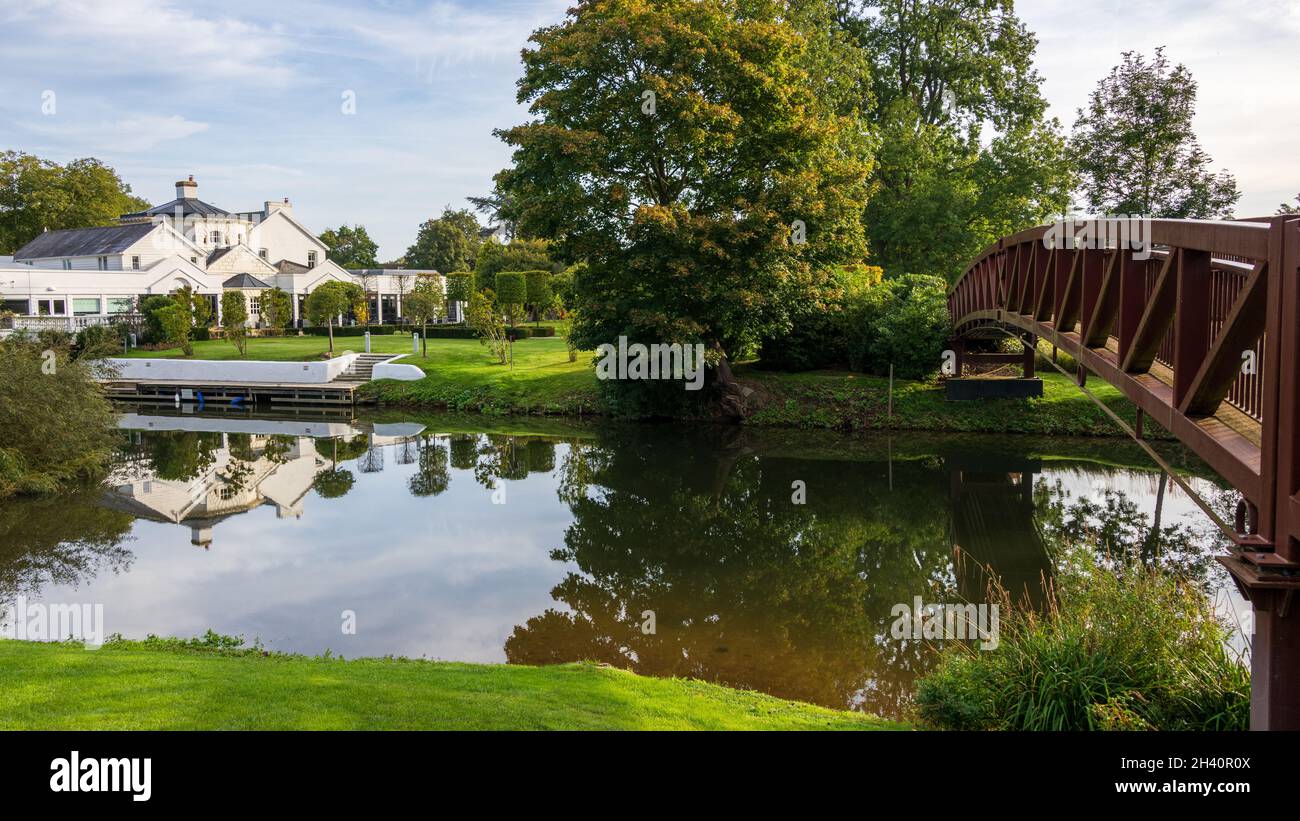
[0,176,454,332]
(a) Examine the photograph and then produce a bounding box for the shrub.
[915,556,1250,731]
[844,273,949,379]
[156,303,194,356]
[495,271,527,328]
[466,290,510,364]
[758,264,883,371]
[525,269,553,323]
[74,324,121,360]
[139,295,174,344]
[221,292,249,357]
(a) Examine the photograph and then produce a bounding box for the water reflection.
[2,412,1231,718]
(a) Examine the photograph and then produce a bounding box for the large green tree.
[1071,47,1240,219]
[0,152,149,255]
[473,238,553,292]
[318,224,379,268]
[837,0,1073,281]
[405,207,483,271]
[496,0,873,406]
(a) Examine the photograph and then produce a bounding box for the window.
[210,232,223,246]
[190,256,198,264]
[2,299,28,315]
[307,251,317,267]
[62,259,71,270]
[258,248,268,260]
[248,297,261,317]
[97,256,109,270]
[107,297,134,315]
[36,299,66,316]
[131,256,140,270]
[73,298,101,316]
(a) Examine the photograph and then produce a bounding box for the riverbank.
[0,637,903,731]
[124,333,1157,437]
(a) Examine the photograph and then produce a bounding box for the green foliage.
[494,272,527,327]
[404,274,446,358]
[1072,48,1240,218]
[0,337,119,498]
[759,263,882,371]
[73,324,122,360]
[318,224,379,268]
[473,238,553,292]
[155,303,193,356]
[838,1,1073,280]
[0,152,149,255]
[304,281,363,355]
[311,468,355,499]
[915,556,1250,731]
[843,274,949,379]
[525,269,553,323]
[139,295,174,344]
[497,0,872,376]
[220,292,249,357]
[466,290,510,365]
[444,272,474,305]
[260,287,291,334]
[405,207,482,271]
[1278,195,1300,216]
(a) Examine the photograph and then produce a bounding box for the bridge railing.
[948,218,1278,423]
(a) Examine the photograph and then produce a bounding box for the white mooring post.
[364,330,371,353]
[412,333,419,354]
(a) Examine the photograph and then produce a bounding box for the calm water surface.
[1,411,1239,718]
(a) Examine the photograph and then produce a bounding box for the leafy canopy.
[1071,47,1240,218]
[318,224,379,268]
[496,0,873,362]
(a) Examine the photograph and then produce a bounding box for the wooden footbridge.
[948,215,1300,730]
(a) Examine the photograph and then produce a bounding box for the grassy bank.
[123,333,1151,437]
[0,637,902,731]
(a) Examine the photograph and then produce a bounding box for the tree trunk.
[710,340,748,420]
[327,320,334,356]
[422,321,428,358]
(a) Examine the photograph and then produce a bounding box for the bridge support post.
[1021,334,1036,378]
[1249,593,1300,730]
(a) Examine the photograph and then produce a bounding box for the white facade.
[0,176,446,333]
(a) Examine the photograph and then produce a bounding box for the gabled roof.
[275,259,310,275]
[12,222,159,259]
[121,197,231,219]
[223,273,271,289]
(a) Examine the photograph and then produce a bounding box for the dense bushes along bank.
[915,552,1249,731]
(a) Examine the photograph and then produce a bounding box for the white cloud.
[0,0,295,85]
[20,113,209,152]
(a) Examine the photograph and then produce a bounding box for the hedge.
[299,324,556,339]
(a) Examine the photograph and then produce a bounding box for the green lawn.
[123,332,602,415]
[120,332,1155,436]
[0,638,903,731]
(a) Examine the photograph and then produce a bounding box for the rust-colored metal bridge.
[948,216,1300,730]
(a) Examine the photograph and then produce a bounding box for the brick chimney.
[176,175,197,200]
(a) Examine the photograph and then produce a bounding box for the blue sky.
[1,0,1296,260]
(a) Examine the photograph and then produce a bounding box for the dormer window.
[210,231,223,246]
[258,248,268,260]
[62,259,71,270]
[131,256,140,270]
[307,251,317,267]
[97,256,109,270]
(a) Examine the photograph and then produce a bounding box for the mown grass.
[0,636,904,731]
[122,333,1153,436]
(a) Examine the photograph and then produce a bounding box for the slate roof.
[12,222,159,260]
[121,197,231,219]
[275,260,310,275]
[207,247,235,266]
[222,273,271,289]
